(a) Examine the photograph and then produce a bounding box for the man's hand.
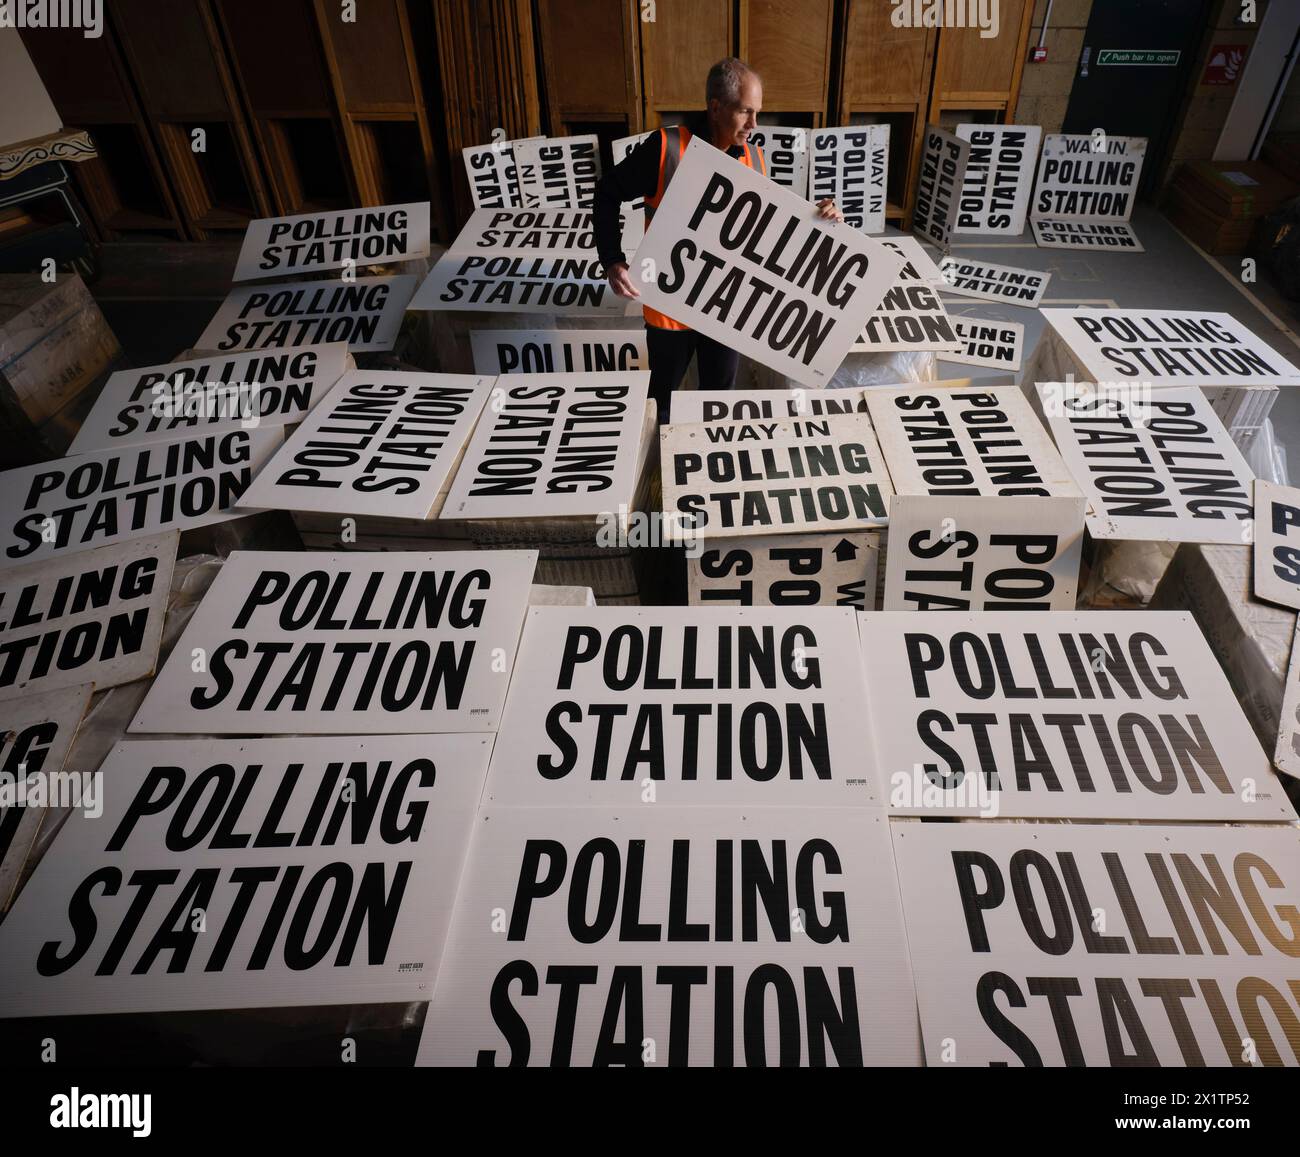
[816,198,845,223]
[607,261,641,299]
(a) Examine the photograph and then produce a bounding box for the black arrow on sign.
[833,538,858,562]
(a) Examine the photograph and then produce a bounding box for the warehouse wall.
[1012,0,1092,133]
[0,29,61,147]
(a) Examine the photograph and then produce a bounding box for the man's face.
[712,75,762,148]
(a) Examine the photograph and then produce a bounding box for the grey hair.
[706,58,759,107]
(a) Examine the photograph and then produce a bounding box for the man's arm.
[593,133,661,271]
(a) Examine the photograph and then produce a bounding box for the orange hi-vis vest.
[642,124,767,331]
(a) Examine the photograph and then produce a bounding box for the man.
[593,58,843,419]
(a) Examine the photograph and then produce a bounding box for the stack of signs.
[1039,383,1257,544]
[938,256,1051,307]
[67,344,351,454]
[912,127,970,251]
[809,126,888,232]
[1031,134,1147,251]
[0,733,492,1016]
[463,136,546,209]
[634,137,906,387]
[942,317,1026,374]
[128,550,536,735]
[749,127,810,197]
[860,610,1295,821]
[1250,480,1300,780]
[952,125,1042,236]
[891,822,1300,1065]
[408,208,636,316]
[867,385,1084,610]
[671,388,870,424]
[0,428,282,565]
[471,329,647,375]
[231,204,431,281]
[414,606,923,1066]
[515,136,602,209]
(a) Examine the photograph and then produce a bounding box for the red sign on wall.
[1202,44,1248,86]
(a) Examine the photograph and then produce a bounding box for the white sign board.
[1032,134,1147,221]
[953,124,1042,235]
[854,276,962,353]
[233,203,430,281]
[671,388,869,424]
[1039,307,1300,387]
[1253,480,1300,611]
[0,533,177,701]
[881,495,1084,612]
[480,606,878,807]
[416,806,922,1066]
[750,126,810,197]
[877,235,946,285]
[634,137,906,387]
[515,136,601,209]
[689,531,879,610]
[1032,218,1144,251]
[661,413,893,540]
[809,125,888,233]
[912,127,970,251]
[128,550,536,735]
[238,372,492,520]
[68,344,351,455]
[1273,619,1300,779]
[463,137,545,209]
[0,429,282,567]
[197,275,417,353]
[938,257,1050,307]
[471,329,647,375]
[943,316,1025,372]
[0,733,492,1016]
[867,385,1080,497]
[441,373,650,521]
[891,821,1300,1064]
[1040,383,1256,542]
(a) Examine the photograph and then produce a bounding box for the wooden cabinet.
[536,0,642,137]
[740,0,834,123]
[640,0,733,124]
[931,0,1036,116]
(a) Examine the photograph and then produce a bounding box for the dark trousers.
[646,325,740,422]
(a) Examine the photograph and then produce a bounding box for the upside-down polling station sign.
[1032,135,1147,222]
[750,127,810,197]
[809,126,888,234]
[68,345,351,455]
[197,275,418,353]
[661,413,894,540]
[891,821,1300,1065]
[478,606,878,808]
[1039,307,1300,387]
[470,329,647,375]
[633,138,906,387]
[0,533,177,701]
[688,531,879,611]
[938,257,1051,307]
[880,496,1085,613]
[867,386,1080,498]
[463,137,545,209]
[1253,480,1300,612]
[515,136,602,209]
[415,806,922,1066]
[127,550,536,735]
[671,388,869,424]
[232,204,430,281]
[1039,383,1256,543]
[237,372,493,520]
[0,733,492,1016]
[912,128,970,251]
[943,317,1025,373]
[861,610,1289,820]
[953,124,1042,236]
[0,429,282,566]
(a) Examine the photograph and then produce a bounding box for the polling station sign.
[809,126,888,233]
[912,127,970,250]
[688,531,879,611]
[232,203,430,281]
[878,235,946,285]
[1252,480,1300,612]
[853,274,962,354]
[661,413,894,541]
[891,821,1300,1065]
[671,388,869,424]
[479,606,878,808]
[516,136,602,209]
[0,533,177,701]
[1032,134,1147,222]
[1040,383,1256,543]
[1031,218,1144,252]
[938,257,1050,307]
[867,386,1080,498]
[1039,307,1300,387]
[416,806,922,1066]
[862,610,1290,820]
[1273,621,1300,780]
[68,344,351,455]
[943,316,1025,373]
[953,124,1041,236]
[881,496,1084,613]
[0,428,282,567]
[463,137,544,209]
[128,550,536,735]
[197,275,418,353]
[471,329,647,375]
[0,733,492,1017]
[750,127,810,197]
[441,373,651,522]
[633,137,906,388]
[238,372,493,520]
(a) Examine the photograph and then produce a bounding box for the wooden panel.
[112,0,229,120]
[19,27,134,123]
[215,0,333,113]
[318,0,413,108]
[934,0,1033,101]
[642,0,732,113]
[841,0,933,106]
[537,0,638,122]
[741,0,833,111]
